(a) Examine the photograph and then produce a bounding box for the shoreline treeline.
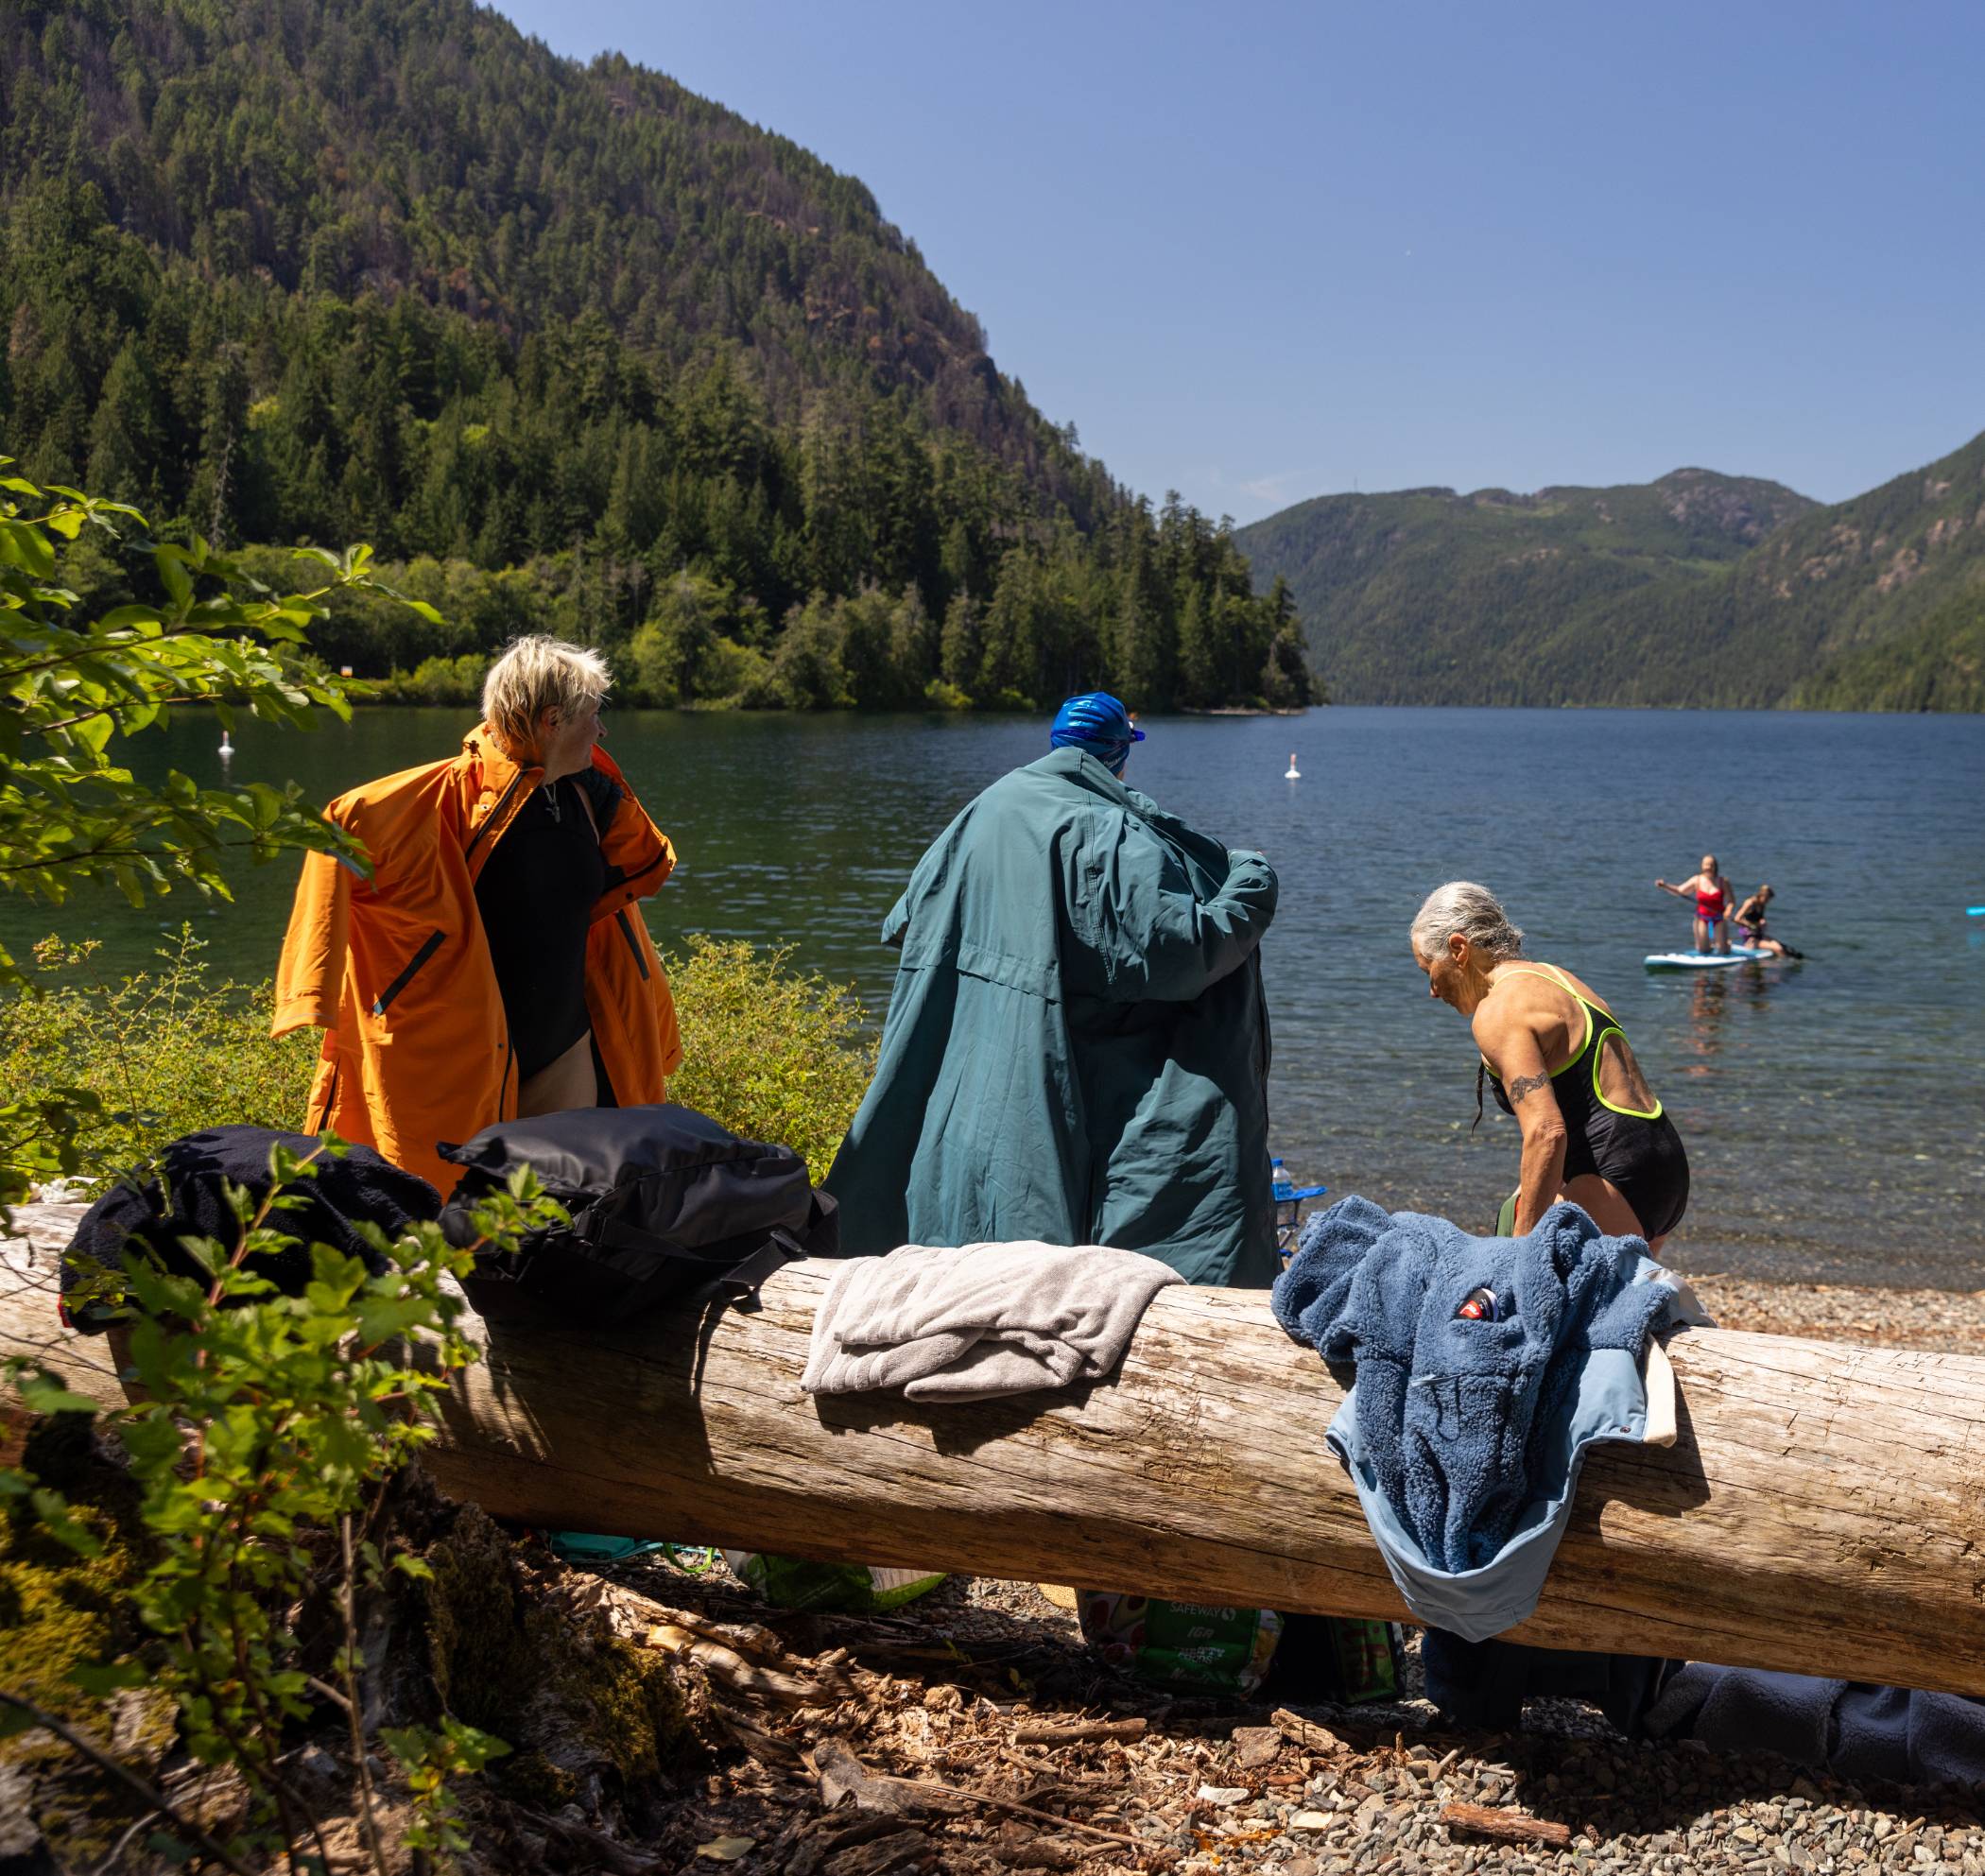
[1,0,1317,712]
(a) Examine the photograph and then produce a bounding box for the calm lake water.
[8,706,1983,1290]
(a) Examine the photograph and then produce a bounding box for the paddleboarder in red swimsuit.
[1656,854,1735,954]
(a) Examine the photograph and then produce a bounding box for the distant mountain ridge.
[1616,430,1985,712]
[1240,436,1985,710]
[1235,469,1819,706]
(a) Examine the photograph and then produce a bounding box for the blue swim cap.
[1049,693,1146,770]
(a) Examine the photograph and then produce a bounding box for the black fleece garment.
[61,1126,440,1333]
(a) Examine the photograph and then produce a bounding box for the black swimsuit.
[1485,965,1690,1241]
[474,777,606,1078]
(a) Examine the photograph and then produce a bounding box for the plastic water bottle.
[1270,1157,1295,1204]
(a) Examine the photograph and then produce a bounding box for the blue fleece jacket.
[1272,1195,1706,1639]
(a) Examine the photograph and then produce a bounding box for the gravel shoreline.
[1686,1271,1985,1353]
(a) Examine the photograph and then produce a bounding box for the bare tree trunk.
[6,1223,1982,1695]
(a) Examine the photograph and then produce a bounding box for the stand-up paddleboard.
[1644,945,1776,970]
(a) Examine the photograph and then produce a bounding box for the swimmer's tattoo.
[1507,1072,1551,1105]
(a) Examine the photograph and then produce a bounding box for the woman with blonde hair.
[1410,882,1689,1249]
[275,636,682,1192]
[1655,853,1734,955]
[1732,883,1801,958]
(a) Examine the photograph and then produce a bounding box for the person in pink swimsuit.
[1655,854,1734,954]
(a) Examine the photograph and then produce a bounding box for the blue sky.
[491,0,1985,523]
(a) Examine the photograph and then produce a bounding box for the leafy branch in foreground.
[3,1141,565,1872]
[0,461,436,1213]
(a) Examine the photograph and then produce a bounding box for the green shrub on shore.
[0,930,320,1177]
[374,651,491,705]
[0,929,872,1192]
[665,934,875,1181]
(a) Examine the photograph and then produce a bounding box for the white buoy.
[1284,751,1301,780]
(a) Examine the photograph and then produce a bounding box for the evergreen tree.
[769,594,854,709]
[939,591,982,693]
[85,337,166,509]
[188,343,251,546]
[1113,529,1176,711]
[887,587,938,705]
[1175,582,1217,707]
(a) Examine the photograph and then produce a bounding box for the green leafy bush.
[0,463,727,1869]
[4,1146,557,1870]
[0,929,319,1175]
[0,931,871,1860]
[0,931,873,1193]
[375,651,490,705]
[659,935,874,1181]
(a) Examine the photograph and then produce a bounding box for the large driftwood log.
[5,1214,1982,1695]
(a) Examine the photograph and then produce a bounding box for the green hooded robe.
[824,748,1279,1287]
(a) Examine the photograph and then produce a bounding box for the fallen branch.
[1011,1717,1148,1746]
[813,1736,1157,1857]
[891,1773,1157,1853]
[646,1622,826,1705]
[1440,1802,1574,1848]
[813,1735,917,1816]
[630,1598,788,1662]
[714,1707,804,1766]
[14,1240,1985,1694]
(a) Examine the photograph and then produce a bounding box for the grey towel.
[802,1240,1183,1402]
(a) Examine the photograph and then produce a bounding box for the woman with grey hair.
[1410,883,1689,1248]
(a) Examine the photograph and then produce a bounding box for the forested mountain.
[1234,470,1816,706]
[1598,429,1985,713]
[1241,436,1985,712]
[0,0,1314,712]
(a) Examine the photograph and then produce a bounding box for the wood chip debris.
[557,1567,1983,1876]
[1270,1705,1347,1755]
[1231,1723,1284,1768]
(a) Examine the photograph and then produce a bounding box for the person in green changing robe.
[824,693,1280,1288]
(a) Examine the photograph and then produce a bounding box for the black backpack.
[438,1104,837,1320]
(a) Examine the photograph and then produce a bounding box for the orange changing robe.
[273,725,682,1193]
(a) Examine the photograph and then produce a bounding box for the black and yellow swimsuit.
[1485,964,1690,1241]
